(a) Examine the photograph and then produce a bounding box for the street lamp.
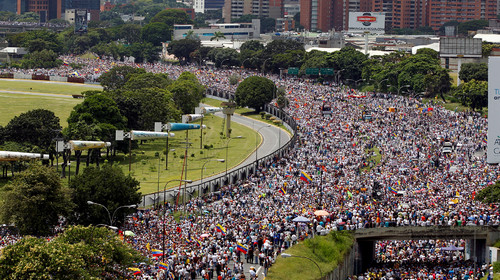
[334,69,345,84]
[262,58,272,73]
[200,159,225,198]
[163,179,192,260]
[346,78,365,89]
[166,179,193,211]
[388,84,411,95]
[226,136,243,176]
[370,78,389,91]
[219,58,230,68]
[87,201,137,226]
[255,125,271,166]
[281,253,322,277]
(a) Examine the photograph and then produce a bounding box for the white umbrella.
[292,216,310,223]
[124,230,135,237]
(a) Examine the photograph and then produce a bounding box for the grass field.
[0,92,82,127]
[0,79,101,95]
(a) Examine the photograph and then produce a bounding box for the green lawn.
[0,92,82,127]
[0,79,101,95]
[266,231,354,280]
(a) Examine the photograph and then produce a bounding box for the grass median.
[266,231,354,280]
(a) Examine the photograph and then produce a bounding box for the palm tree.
[210,31,226,41]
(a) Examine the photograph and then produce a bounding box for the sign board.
[488,57,500,163]
[440,38,482,58]
[0,151,49,162]
[305,68,319,75]
[74,9,88,34]
[288,67,299,75]
[348,12,385,34]
[69,140,111,151]
[320,68,334,76]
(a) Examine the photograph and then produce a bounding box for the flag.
[236,242,248,254]
[388,186,398,194]
[146,242,150,252]
[169,272,175,279]
[483,138,488,144]
[185,237,191,244]
[159,262,169,270]
[300,171,312,183]
[216,224,226,235]
[278,187,286,195]
[128,267,141,275]
[321,165,327,172]
[63,61,69,66]
[152,249,163,257]
[196,239,202,246]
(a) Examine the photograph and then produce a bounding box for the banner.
[167,123,202,131]
[131,131,175,140]
[69,141,111,151]
[182,114,204,123]
[348,12,385,34]
[488,57,500,163]
[0,151,49,162]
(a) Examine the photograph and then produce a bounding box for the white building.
[173,19,261,41]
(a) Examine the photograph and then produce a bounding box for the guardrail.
[140,89,298,207]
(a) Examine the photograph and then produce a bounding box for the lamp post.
[389,84,411,95]
[163,179,192,260]
[281,253,322,278]
[200,159,225,198]
[262,58,272,73]
[87,201,137,226]
[334,69,345,84]
[225,136,242,176]
[370,78,389,91]
[255,125,271,166]
[219,58,230,69]
[346,78,365,89]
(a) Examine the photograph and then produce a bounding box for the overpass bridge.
[350,226,500,274]
[0,24,68,36]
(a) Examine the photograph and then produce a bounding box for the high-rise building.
[223,0,284,22]
[425,0,497,30]
[64,0,100,21]
[0,0,17,13]
[300,0,334,31]
[17,0,63,22]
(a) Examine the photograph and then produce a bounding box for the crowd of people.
[1,55,499,279]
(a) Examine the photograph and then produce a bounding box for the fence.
[140,89,298,207]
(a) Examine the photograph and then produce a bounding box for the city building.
[425,0,497,30]
[17,0,63,22]
[300,0,334,31]
[223,0,283,22]
[173,19,261,40]
[0,0,17,13]
[64,0,100,21]
[276,17,295,31]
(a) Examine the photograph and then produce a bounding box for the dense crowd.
[1,55,499,279]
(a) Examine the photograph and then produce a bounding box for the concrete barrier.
[49,76,68,82]
[13,73,32,80]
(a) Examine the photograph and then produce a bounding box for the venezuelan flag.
[159,262,169,270]
[300,171,312,183]
[388,186,398,194]
[236,242,248,254]
[483,138,488,144]
[278,187,286,195]
[196,239,202,246]
[216,224,226,235]
[152,249,163,257]
[128,267,141,275]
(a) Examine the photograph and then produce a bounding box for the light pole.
[225,136,242,176]
[87,201,137,226]
[346,78,365,89]
[370,78,389,91]
[219,58,230,69]
[200,159,225,198]
[262,58,272,73]
[281,253,322,278]
[163,179,192,260]
[334,69,345,84]
[255,125,271,166]
[388,84,411,95]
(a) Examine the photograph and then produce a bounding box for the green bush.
[265,114,272,120]
[260,112,266,119]
[494,261,500,273]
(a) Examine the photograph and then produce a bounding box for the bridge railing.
[140,89,298,207]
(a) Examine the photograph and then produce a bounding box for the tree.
[260,17,276,33]
[235,76,276,111]
[168,79,205,114]
[456,79,488,111]
[240,40,264,52]
[4,109,61,151]
[326,46,368,82]
[458,20,488,35]
[21,29,62,54]
[475,181,500,203]
[19,49,62,69]
[210,31,226,41]
[116,24,142,44]
[416,48,439,60]
[0,165,73,236]
[141,22,171,46]
[167,39,201,63]
[207,47,240,68]
[98,66,146,91]
[150,9,193,26]
[0,226,143,279]
[459,63,488,83]
[424,66,452,100]
[126,42,161,63]
[123,72,172,90]
[69,165,141,226]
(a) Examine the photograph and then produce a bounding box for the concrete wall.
[49,76,68,82]
[321,245,356,280]
[13,73,32,80]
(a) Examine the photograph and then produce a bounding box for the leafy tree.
[21,29,62,54]
[0,165,73,236]
[116,24,143,44]
[416,48,439,59]
[150,9,192,26]
[459,63,488,83]
[299,50,327,72]
[424,66,452,100]
[207,47,240,67]
[126,42,161,63]
[167,39,201,63]
[276,87,289,109]
[260,17,276,33]
[141,22,171,45]
[124,72,172,90]
[475,181,500,203]
[240,40,264,52]
[326,46,368,82]
[4,109,61,151]
[235,76,276,111]
[211,31,226,41]
[19,49,62,69]
[458,20,488,35]
[69,165,141,226]
[0,226,143,279]
[191,46,213,65]
[99,65,146,91]
[482,43,500,56]
[455,79,488,111]
[168,79,205,114]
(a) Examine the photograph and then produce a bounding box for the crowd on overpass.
[1,55,499,279]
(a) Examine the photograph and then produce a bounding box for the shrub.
[260,112,266,119]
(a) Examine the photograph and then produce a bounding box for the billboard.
[74,9,88,34]
[488,57,500,164]
[440,38,482,58]
[348,12,385,34]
